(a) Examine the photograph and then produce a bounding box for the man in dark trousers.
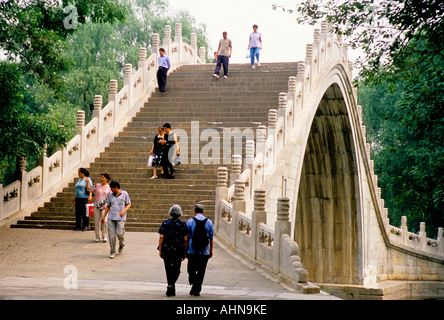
[160,123,180,179]
[186,204,214,296]
[157,48,170,92]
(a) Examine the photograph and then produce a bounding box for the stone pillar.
[190,33,197,64]
[419,222,427,251]
[245,140,255,198]
[215,167,228,232]
[232,179,246,245]
[278,93,287,144]
[39,144,49,194]
[175,23,182,62]
[401,216,408,245]
[274,197,291,271]
[93,95,103,144]
[268,109,278,166]
[76,110,86,162]
[17,155,28,210]
[438,228,444,256]
[124,63,133,110]
[152,33,160,70]
[163,25,171,55]
[109,79,119,128]
[199,47,206,63]
[288,76,297,122]
[252,189,267,259]
[138,46,147,68]
[230,154,242,186]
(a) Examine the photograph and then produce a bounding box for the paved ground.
[0,227,339,301]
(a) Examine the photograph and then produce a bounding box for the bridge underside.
[296,83,362,284]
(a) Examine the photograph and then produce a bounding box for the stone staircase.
[12,63,299,232]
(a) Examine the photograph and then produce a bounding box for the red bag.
[86,201,94,217]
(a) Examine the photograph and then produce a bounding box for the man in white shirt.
[102,181,131,258]
[213,31,232,79]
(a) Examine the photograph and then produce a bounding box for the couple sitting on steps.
[149,123,180,179]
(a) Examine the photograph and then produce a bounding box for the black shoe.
[166,285,175,297]
[189,285,200,296]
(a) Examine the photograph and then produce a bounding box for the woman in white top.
[88,173,111,242]
[248,24,262,68]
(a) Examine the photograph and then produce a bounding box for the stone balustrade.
[214,21,443,288]
[0,24,206,227]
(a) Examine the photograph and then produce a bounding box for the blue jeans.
[250,47,260,65]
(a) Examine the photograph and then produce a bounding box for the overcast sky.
[167,0,320,64]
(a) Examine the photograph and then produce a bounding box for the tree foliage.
[0,0,209,184]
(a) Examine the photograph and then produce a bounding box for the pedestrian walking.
[186,204,214,296]
[149,127,165,179]
[158,204,189,297]
[87,173,111,242]
[248,24,262,68]
[157,48,170,93]
[73,168,93,231]
[102,181,131,259]
[213,31,232,79]
[160,123,180,179]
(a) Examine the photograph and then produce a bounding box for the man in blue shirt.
[186,204,214,296]
[157,48,171,93]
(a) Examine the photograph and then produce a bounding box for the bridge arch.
[292,63,365,284]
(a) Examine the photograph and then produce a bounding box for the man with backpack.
[186,204,214,296]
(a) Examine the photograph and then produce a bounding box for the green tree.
[0,0,128,183]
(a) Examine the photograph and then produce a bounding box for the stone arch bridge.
[2,22,443,298]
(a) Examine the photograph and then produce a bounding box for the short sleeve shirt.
[107,190,131,221]
[158,218,188,259]
[218,38,232,56]
[186,214,214,256]
[249,32,262,48]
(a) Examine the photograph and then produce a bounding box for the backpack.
[191,217,209,251]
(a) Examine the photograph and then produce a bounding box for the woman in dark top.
[149,127,165,179]
[158,204,188,297]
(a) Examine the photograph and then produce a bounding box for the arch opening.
[295,83,361,284]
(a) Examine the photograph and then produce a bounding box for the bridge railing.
[215,20,443,287]
[0,24,206,227]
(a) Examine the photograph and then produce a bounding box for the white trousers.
[94,207,108,240]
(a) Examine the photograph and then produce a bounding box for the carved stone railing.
[0,23,206,227]
[215,168,318,293]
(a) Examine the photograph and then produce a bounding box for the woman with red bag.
[87,173,111,242]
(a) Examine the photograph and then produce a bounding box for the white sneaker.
[150,175,157,179]
[251,65,256,69]
[95,238,100,242]
[257,63,261,67]
[224,75,228,79]
[103,238,107,242]
[213,74,219,78]
[109,253,115,259]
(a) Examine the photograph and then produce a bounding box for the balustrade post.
[76,110,86,162]
[245,140,255,199]
[215,167,228,232]
[288,76,297,126]
[274,197,291,271]
[278,93,287,145]
[175,23,182,62]
[17,155,28,210]
[138,47,148,93]
[152,33,160,70]
[124,63,133,111]
[438,228,444,256]
[252,189,266,259]
[109,79,119,128]
[268,109,278,166]
[232,179,246,245]
[93,95,103,145]
[255,125,266,183]
[199,47,206,63]
[401,216,408,245]
[39,144,49,194]
[419,222,427,251]
[230,154,242,186]
[190,33,198,64]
